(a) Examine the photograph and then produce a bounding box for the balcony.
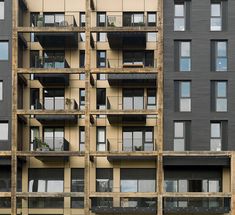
[105,15,155,49]
[33,56,70,86]
[91,197,157,214]
[34,98,78,124]
[31,137,69,162]
[164,197,231,214]
[33,15,78,48]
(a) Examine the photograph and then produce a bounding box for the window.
[179,81,191,112]
[80,32,85,41]
[211,2,222,31]
[28,169,64,192]
[123,12,144,27]
[215,81,227,112]
[147,32,157,42]
[44,89,65,110]
[30,88,39,109]
[174,3,185,31]
[97,127,106,151]
[80,12,85,27]
[29,197,64,208]
[96,169,113,192]
[97,12,106,27]
[79,127,85,152]
[120,169,156,192]
[30,127,39,151]
[71,169,84,192]
[210,122,222,151]
[179,41,191,72]
[30,13,39,42]
[0,122,8,140]
[44,13,65,27]
[97,51,106,68]
[96,88,106,109]
[0,81,2,100]
[123,89,144,110]
[79,89,85,110]
[0,1,4,20]
[215,41,227,71]
[147,89,156,109]
[80,50,85,68]
[71,197,84,208]
[0,41,8,60]
[43,128,64,151]
[173,122,185,151]
[123,127,154,152]
[97,32,107,42]
[147,12,156,26]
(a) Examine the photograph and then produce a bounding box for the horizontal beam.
[0,192,11,197]
[0,151,12,156]
[90,192,158,198]
[16,110,85,115]
[17,68,85,74]
[91,27,159,32]
[90,151,158,157]
[16,192,84,198]
[17,151,85,157]
[16,27,85,33]
[163,192,232,198]
[90,110,158,115]
[163,151,232,157]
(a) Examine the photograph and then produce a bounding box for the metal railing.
[33,56,70,68]
[107,59,157,68]
[120,197,157,208]
[106,138,156,152]
[32,137,69,152]
[32,15,77,27]
[107,96,156,111]
[33,98,78,111]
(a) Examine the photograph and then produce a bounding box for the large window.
[210,122,222,151]
[43,127,64,151]
[121,169,156,192]
[97,50,106,68]
[71,169,84,192]
[97,12,106,27]
[173,122,185,151]
[123,12,144,27]
[96,88,106,110]
[28,169,64,192]
[179,81,191,112]
[179,41,191,72]
[44,89,64,110]
[79,88,85,110]
[44,13,65,27]
[0,1,4,20]
[123,127,154,152]
[211,2,222,31]
[0,122,8,140]
[174,3,185,31]
[215,41,227,71]
[0,81,2,101]
[214,81,227,112]
[96,169,113,192]
[79,127,85,152]
[0,41,8,60]
[123,89,144,110]
[97,127,106,151]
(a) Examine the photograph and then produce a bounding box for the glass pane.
[98,128,105,142]
[202,180,208,192]
[55,97,64,109]
[97,143,106,151]
[139,180,155,192]
[174,139,185,151]
[211,4,221,16]
[133,14,144,23]
[0,81,2,100]
[47,180,63,192]
[121,180,137,192]
[211,18,222,31]
[217,42,227,57]
[210,139,222,151]
[217,82,226,97]
[44,15,54,24]
[181,82,190,97]
[211,123,221,137]
[180,98,191,112]
[0,123,8,140]
[175,4,184,16]
[147,32,157,41]
[178,180,188,192]
[181,42,190,57]
[174,18,185,31]
[133,96,144,109]
[174,122,184,137]
[99,14,106,23]
[165,180,177,192]
[44,97,54,110]
[0,2,4,20]
[180,58,191,71]
[216,98,227,112]
[0,42,8,60]
[209,180,220,192]
[148,14,156,23]
[55,14,64,23]
[123,97,133,110]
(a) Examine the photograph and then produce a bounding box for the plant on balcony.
[134,146,142,151]
[138,22,145,26]
[109,22,115,27]
[37,15,44,27]
[34,137,50,151]
[66,98,73,110]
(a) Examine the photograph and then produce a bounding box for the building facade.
[0,0,234,215]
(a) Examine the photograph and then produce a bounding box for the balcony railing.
[33,98,78,111]
[164,197,231,214]
[96,180,113,192]
[32,15,77,27]
[33,56,70,68]
[107,96,156,111]
[32,137,69,152]
[107,59,157,68]
[106,138,156,152]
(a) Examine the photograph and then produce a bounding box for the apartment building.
[0,0,234,214]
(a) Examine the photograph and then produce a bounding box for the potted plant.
[66,98,73,110]
[34,137,50,151]
[37,15,44,27]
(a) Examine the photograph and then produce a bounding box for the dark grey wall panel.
[0,0,12,150]
[164,0,235,150]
